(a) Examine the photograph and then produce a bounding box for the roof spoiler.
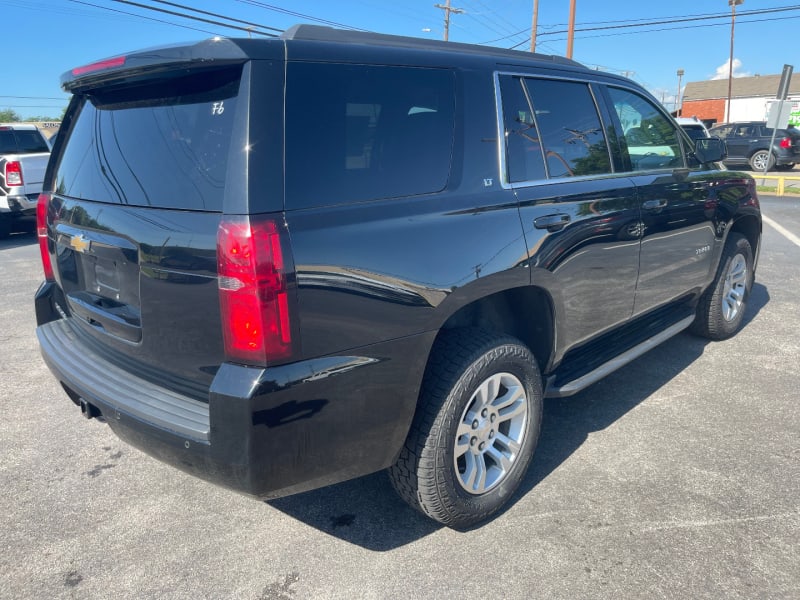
[61,37,255,93]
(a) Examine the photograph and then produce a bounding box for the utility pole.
[530,0,539,52]
[726,0,744,123]
[676,68,684,116]
[434,0,464,42]
[566,0,576,58]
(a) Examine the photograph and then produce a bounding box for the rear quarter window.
[52,67,241,211]
[285,63,456,209]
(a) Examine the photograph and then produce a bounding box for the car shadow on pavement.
[267,283,770,549]
[0,229,36,250]
[266,470,443,549]
[506,281,770,521]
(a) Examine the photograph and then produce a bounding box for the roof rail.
[280,24,583,68]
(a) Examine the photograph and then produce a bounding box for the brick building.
[680,73,800,126]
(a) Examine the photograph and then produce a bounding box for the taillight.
[37,193,54,281]
[5,161,23,186]
[217,216,294,365]
[779,137,791,149]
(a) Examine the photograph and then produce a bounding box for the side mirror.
[694,136,727,164]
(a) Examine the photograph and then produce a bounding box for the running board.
[544,315,695,398]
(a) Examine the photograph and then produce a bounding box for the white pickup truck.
[0,124,51,238]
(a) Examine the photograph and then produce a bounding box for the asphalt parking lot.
[1,195,798,599]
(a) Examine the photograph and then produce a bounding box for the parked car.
[709,121,800,171]
[676,116,710,142]
[0,123,50,238]
[35,25,761,528]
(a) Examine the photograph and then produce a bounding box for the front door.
[604,86,718,316]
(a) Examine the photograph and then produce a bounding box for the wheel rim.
[453,372,528,495]
[722,253,747,321]
[752,152,769,171]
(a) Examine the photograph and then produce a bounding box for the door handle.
[534,213,571,231]
[642,199,667,211]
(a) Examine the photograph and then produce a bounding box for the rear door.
[499,73,642,355]
[45,63,246,398]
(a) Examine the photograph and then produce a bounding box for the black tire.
[749,149,775,172]
[690,232,753,340]
[389,329,543,528]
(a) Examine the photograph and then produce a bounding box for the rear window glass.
[0,129,49,154]
[523,78,611,178]
[53,67,241,211]
[499,75,611,182]
[285,63,455,209]
[499,75,547,183]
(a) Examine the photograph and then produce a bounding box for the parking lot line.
[762,214,800,249]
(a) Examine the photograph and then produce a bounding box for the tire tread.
[389,328,541,527]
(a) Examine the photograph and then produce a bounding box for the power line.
[1,96,67,100]
[472,0,524,35]
[483,4,800,45]
[111,0,278,36]
[233,0,366,31]
[67,0,220,35]
[461,0,520,38]
[546,14,800,44]
[539,4,800,37]
[148,0,282,33]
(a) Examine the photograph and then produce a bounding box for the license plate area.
[55,224,142,343]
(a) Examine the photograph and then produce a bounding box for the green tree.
[0,108,23,122]
[25,114,63,122]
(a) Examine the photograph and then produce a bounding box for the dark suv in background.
[35,25,761,528]
[709,121,800,171]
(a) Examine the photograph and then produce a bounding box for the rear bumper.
[0,192,38,214]
[35,282,433,498]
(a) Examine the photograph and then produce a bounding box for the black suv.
[709,121,800,171]
[35,25,761,528]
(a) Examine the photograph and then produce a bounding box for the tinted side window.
[498,75,546,183]
[53,67,241,211]
[523,78,611,178]
[737,124,756,137]
[710,125,733,138]
[285,63,455,209]
[608,87,683,171]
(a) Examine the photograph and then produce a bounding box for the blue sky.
[4,0,798,119]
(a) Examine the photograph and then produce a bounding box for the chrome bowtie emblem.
[70,234,90,253]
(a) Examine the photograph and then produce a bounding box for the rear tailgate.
[42,54,249,400]
[20,153,49,191]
